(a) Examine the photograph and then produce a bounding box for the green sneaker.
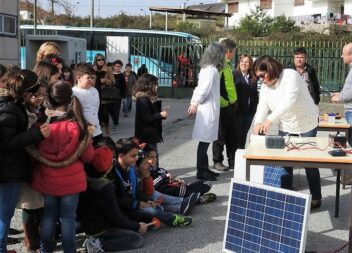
[172,214,193,227]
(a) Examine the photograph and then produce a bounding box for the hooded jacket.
[32,121,94,196]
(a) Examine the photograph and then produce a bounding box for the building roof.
[19,1,50,16]
[149,4,231,17]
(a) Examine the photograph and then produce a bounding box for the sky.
[39,0,220,17]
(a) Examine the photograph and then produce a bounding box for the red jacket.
[32,121,94,196]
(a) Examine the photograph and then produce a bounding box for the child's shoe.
[172,214,193,227]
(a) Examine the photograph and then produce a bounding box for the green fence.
[234,40,349,93]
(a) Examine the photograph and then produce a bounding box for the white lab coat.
[191,65,220,143]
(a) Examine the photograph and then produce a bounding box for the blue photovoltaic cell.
[224,180,309,253]
[264,166,285,187]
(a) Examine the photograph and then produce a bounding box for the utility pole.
[34,0,37,35]
[90,0,94,28]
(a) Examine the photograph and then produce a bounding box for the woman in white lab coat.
[188,43,225,181]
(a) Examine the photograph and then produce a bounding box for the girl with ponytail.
[30,80,94,253]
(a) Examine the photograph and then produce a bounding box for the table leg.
[246,160,251,181]
[336,169,341,218]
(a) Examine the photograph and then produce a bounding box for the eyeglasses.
[97,58,105,62]
[256,72,266,79]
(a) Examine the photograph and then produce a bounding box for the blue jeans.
[150,191,183,214]
[345,111,352,146]
[279,127,322,200]
[41,194,79,253]
[133,206,175,226]
[122,96,132,113]
[0,182,21,253]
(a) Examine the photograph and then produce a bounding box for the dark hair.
[144,144,157,155]
[113,60,123,67]
[33,61,59,83]
[5,64,19,77]
[293,47,307,56]
[44,81,88,140]
[252,55,283,81]
[115,138,139,155]
[43,54,64,66]
[133,73,158,97]
[126,63,132,68]
[8,69,39,100]
[98,136,116,152]
[0,64,8,79]
[221,39,236,52]
[74,62,95,80]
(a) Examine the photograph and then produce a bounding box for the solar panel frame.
[223,179,311,253]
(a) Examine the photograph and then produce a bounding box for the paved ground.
[8,99,352,253]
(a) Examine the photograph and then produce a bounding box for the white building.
[221,0,352,28]
[0,0,20,65]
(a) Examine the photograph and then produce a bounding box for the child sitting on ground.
[135,149,199,216]
[107,138,193,227]
[77,146,146,252]
[145,145,216,204]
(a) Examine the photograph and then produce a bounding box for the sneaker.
[180,192,198,215]
[214,162,229,172]
[207,169,220,177]
[83,237,104,253]
[111,124,118,131]
[198,193,217,204]
[172,214,193,227]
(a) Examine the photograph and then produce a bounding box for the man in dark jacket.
[288,47,321,105]
[77,146,147,252]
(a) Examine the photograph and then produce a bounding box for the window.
[260,0,272,9]
[0,14,17,37]
[294,0,304,6]
[228,2,239,14]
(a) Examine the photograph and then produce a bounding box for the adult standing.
[123,63,137,117]
[288,47,321,105]
[35,42,60,64]
[93,54,115,135]
[234,54,258,149]
[331,43,352,146]
[112,60,126,129]
[212,39,240,172]
[253,55,322,209]
[188,43,225,181]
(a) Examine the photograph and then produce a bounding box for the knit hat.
[91,146,114,173]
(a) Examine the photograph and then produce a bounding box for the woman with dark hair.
[134,73,167,151]
[93,54,115,135]
[30,81,94,253]
[234,54,258,148]
[187,43,225,181]
[0,67,50,253]
[33,61,60,84]
[253,55,322,209]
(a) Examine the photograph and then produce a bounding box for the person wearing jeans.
[41,194,79,253]
[279,128,322,201]
[0,183,22,253]
[253,55,321,209]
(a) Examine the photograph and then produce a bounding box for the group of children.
[0,41,217,253]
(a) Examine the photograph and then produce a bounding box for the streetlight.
[140,9,146,16]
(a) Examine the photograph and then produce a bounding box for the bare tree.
[47,0,74,16]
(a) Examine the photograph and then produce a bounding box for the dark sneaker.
[172,214,193,227]
[111,124,118,131]
[197,171,217,181]
[214,162,229,171]
[180,193,198,215]
[310,199,322,210]
[198,193,217,204]
[207,169,220,177]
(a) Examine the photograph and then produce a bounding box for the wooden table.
[243,136,352,252]
[318,118,350,188]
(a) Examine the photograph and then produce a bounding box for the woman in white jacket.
[188,43,225,181]
[253,55,322,209]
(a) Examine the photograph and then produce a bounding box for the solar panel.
[264,165,285,187]
[223,179,311,253]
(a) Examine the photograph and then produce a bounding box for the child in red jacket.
[31,81,94,253]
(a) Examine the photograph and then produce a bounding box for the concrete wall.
[0,0,19,66]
